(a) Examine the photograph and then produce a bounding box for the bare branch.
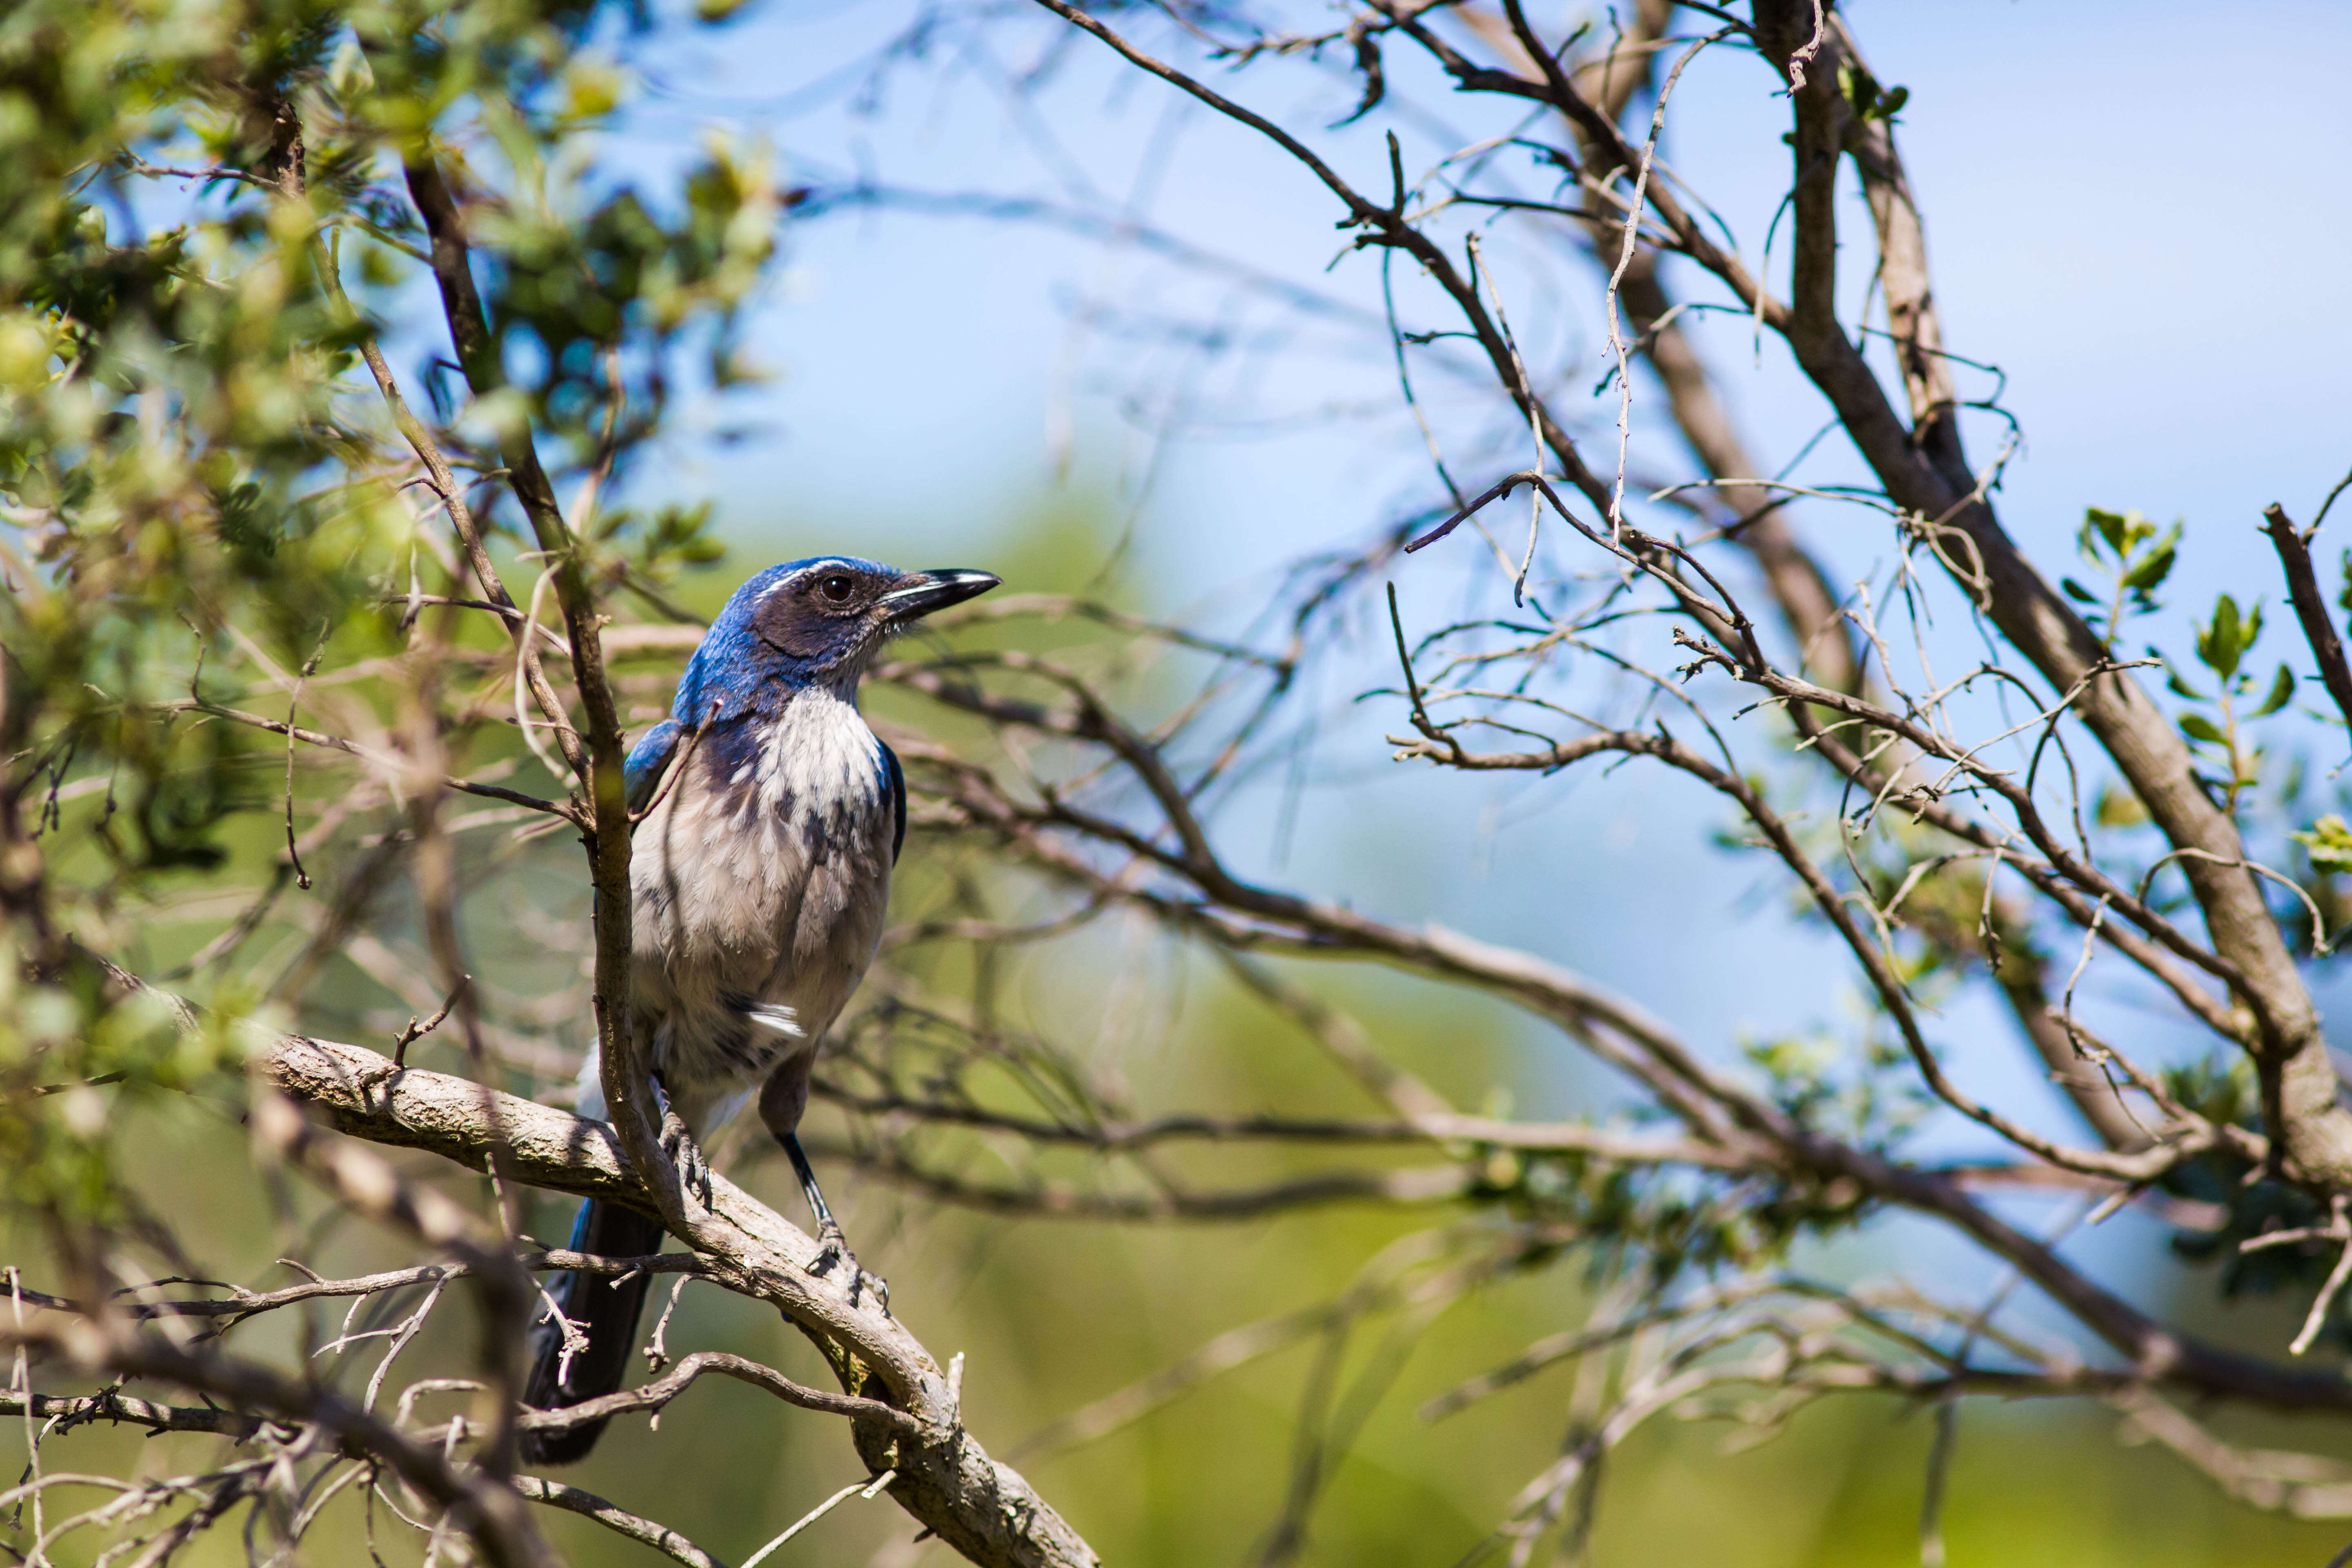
[2263,501,2352,740]
[98,960,1100,1568]
[512,1476,727,1568]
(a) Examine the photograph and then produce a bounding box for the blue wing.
[623,719,684,815]
[880,740,906,864]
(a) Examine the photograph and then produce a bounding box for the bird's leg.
[650,1073,713,1209]
[782,1132,889,1315]
[760,1054,889,1311]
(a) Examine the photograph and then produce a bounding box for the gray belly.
[626,756,893,1134]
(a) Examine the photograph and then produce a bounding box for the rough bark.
[252,1028,1102,1568]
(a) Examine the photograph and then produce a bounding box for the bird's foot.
[659,1107,714,1209]
[806,1221,891,1316]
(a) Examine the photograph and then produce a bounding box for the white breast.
[745,686,889,818]
[622,684,896,1132]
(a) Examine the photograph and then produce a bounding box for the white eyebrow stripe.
[755,560,855,603]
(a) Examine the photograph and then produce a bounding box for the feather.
[740,1001,804,1038]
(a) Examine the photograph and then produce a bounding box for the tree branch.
[1746,1,2352,1184]
[2263,501,2352,739]
[512,1476,729,1568]
[101,961,1101,1568]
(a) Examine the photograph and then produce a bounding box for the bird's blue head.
[673,556,1000,719]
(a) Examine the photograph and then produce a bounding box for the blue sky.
[634,0,2351,580]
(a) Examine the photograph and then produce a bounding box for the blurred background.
[14,1,2352,1563]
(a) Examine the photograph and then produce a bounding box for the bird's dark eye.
[820,574,854,603]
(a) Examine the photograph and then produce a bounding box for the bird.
[519,555,1000,1466]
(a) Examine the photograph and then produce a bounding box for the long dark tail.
[518,1199,665,1466]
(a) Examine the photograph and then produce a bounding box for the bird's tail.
[518,1198,665,1466]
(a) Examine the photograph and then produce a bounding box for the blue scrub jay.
[519,556,999,1465]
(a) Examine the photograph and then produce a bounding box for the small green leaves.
[1742,1028,1925,1147]
[1839,61,1909,125]
[2118,529,2180,595]
[2253,663,2298,718]
[0,312,57,389]
[2296,815,2352,873]
[601,499,726,584]
[559,58,626,126]
[2094,784,2149,829]
[2180,712,2229,747]
[2171,595,2294,810]
[327,35,374,101]
[2074,506,2180,645]
[2195,593,2262,682]
[2085,506,2145,557]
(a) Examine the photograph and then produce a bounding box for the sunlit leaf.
[2296,814,2352,872]
[2180,712,2229,746]
[2120,522,2182,597]
[2252,663,2296,718]
[2094,784,2149,828]
[2196,594,2257,681]
[2085,506,2132,558]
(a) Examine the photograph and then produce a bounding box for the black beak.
[879,568,1001,623]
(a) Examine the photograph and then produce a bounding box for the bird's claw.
[806,1221,890,1315]
[659,1107,714,1208]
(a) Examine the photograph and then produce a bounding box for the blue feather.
[670,555,896,720]
[622,719,683,813]
[880,740,906,864]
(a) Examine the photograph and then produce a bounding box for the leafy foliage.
[2062,506,2177,646]
[0,0,767,1286]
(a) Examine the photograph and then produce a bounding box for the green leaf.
[1839,60,1872,111]
[2060,576,2098,604]
[2164,666,2207,701]
[2094,785,2149,829]
[560,59,624,124]
[2121,547,2176,600]
[2085,506,2156,562]
[2118,522,2182,595]
[327,36,376,100]
[2197,594,2250,680]
[2296,814,2352,873]
[2179,713,2229,746]
[2252,663,2296,718]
